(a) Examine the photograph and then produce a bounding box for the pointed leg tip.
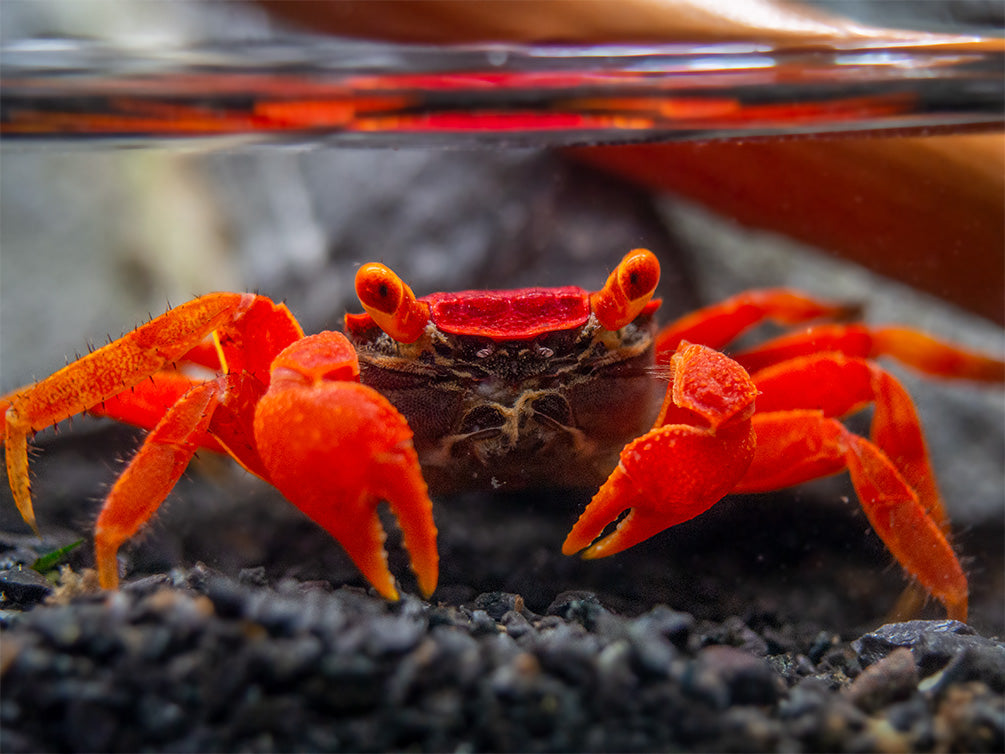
[14,499,40,538]
[418,567,438,603]
[378,584,401,601]
[946,596,968,624]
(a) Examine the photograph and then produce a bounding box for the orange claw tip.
[590,248,660,331]
[563,502,674,561]
[338,501,438,601]
[335,511,402,601]
[355,262,431,344]
[561,467,659,559]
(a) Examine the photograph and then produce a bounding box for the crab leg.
[736,352,971,619]
[749,353,947,528]
[3,293,256,533]
[86,371,227,453]
[734,323,1005,382]
[655,288,857,358]
[253,333,438,600]
[737,410,967,621]
[92,295,308,480]
[94,379,223,588]
[656,289,1005,382]
[563,342,757,558]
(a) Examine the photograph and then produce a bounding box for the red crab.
[3,250,1002,618]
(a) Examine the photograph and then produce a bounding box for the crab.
[3,249,1002,619]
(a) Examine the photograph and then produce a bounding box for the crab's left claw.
[563,343,757,559]
[254,333,438,600]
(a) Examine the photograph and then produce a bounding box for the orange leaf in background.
[571,134,1005,325]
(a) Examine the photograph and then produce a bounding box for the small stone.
[501,610,533,639]
[474,592,525,621]
[842,647,918,712]
[121,573,174,596]
[469,609,499,636]
[238,566,268,586]
[854,619,1005,689]
[595,640,637,706]
[627,618,677,678]
[534,623,598,686]
[634,605,695,650]
[853,620,974,667]
[687,645,784,709]
[319,654,382,713]
[705,615,770,657]
[848,717,912,754]
[933,682,1005,752]
[489,651,541,698]
[780,677,833,719]
[203,576,250,619]
[364,613,426,656]
[808,631,839,664]
[0,566,52,606]
[927,646,1005,695]
[545,591,607,630]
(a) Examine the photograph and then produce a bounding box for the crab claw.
[253,333,437,600]
[563,422,756,558]
[563,343,757,559]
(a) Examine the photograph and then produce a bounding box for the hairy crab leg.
[654,288,857,359]
[3,293,256,533]
[738,352,975,618]
[93,296,307,481]
[563,342,757,558]
[89,371,227,453]
[737,410,968,621]
[733,323,1005,382]
[253,332,437,600]
[94,380,223,588]
[749,354,947,528]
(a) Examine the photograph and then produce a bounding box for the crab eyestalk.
[355,263,431,343]
[590,248,660,331]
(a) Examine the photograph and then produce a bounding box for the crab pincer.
[562,342,758,559]
[253,333,438,601]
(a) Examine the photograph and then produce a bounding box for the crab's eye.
[356,264,403,313]
[619,250,660,303]
[355,263,431,344]
[590,248,660,331]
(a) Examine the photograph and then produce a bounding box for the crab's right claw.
[563,343,757,560]
[562,421,756,559]
[254,333,438,600]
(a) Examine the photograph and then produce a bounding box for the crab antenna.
[355,263,431,344]
[590,249,660,331]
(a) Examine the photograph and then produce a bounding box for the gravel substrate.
[1,424,1002,753]
[2,564,1003,753]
